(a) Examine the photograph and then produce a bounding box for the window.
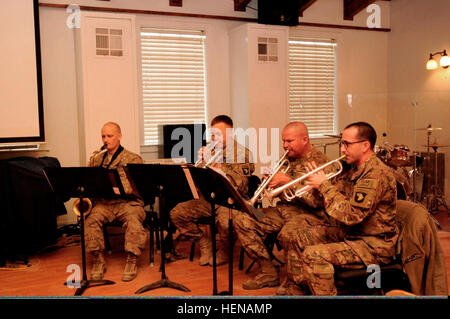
[288,38,337,137]
[140,28,207,145]
[96,28,123,57]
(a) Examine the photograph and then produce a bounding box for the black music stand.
[43,167,120,296]
[187,166,261,296]
[126,163,192,294]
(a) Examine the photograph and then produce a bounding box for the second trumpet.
[267,155,346,203]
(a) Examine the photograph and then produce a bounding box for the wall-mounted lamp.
[426,50,450,70]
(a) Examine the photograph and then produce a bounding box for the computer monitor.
[162,123,206,164]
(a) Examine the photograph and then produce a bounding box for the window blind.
[140,28,207,145]
[288,38,337,137]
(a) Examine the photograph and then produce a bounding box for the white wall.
[287,25,388,161]
[0,0,393,226]
[76,12,140,161]
[230,23,290,175]
[387,0,450,202]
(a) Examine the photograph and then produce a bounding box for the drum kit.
[418,125,449,215]
[375,143,417,202]
[375,125,449,218]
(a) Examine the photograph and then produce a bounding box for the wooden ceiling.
[232,0,385,21]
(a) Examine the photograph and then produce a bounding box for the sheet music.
[144,158,187,165]
[182,165,199,200]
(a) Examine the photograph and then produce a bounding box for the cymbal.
[324,134,342,138]
[422,143,450,148]
[415,126,442,131]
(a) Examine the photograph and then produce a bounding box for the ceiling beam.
[299,0,317,17]
[234,0,252,12]
[343,0,377,21]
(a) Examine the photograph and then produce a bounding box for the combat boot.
[122,252,138,282]
[276,278,308,296]
[209,248,228,266]
[242,259,280,290]
[198,235,212,266]
[90,251,106,281]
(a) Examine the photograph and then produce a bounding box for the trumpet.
[266,155,346,202]
[248,149,290,207]
[195,140,222,168]
[72,198,92,217]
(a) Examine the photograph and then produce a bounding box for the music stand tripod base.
[66,279,116,296]
[135,230,191,295]
[129,170,192,295]
[135,277,190,294]
[42,167,122,296]
[134,225,191,294]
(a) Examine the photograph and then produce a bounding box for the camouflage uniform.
[170,140,255,250]
[234,147,330,262]
[84,146,147,257]
[288,154,399,295]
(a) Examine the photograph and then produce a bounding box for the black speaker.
[162,123,206,163]
[258,0,299,26]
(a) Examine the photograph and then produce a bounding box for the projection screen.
[0,0,44,143]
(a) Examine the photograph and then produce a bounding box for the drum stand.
[411,151,417,202]
[319,134,342,156]
[422,130,447,229]
[427,144,449,216]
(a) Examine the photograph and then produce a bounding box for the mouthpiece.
[92,148,107,159]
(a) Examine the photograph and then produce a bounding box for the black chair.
[334,258,410,295]
[333,200,429,295]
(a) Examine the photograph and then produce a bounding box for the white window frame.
[288,37,338,138]
[139,27,208,146]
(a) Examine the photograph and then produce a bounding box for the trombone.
[266,155,346,203]
[248,149,290,207]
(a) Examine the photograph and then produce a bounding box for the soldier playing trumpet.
[286,122,398,295]
[170,115,255,266]
[234,121,333,292]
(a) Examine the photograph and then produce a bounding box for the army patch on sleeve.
[350,189,374,208]
[357,178,378,190]
[354,191,367,203]
[350,178,379,208]
[241,164,250,176]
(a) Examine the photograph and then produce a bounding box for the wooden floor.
[0,212,449,297]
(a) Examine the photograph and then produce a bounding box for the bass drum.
[387,145,410,167]
[391,166,411,200]
[375,145,390,165]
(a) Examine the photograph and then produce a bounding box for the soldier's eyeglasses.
[340,140,368,148]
